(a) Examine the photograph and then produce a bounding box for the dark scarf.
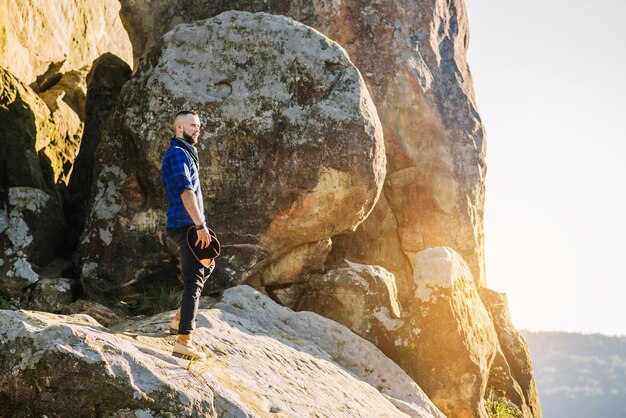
[173,136,199,168]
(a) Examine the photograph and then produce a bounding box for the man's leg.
[178,242,206,334]
[167,226,209,359]
[180,260,216,330]
[167,229,216,332]
[166,226,204,333]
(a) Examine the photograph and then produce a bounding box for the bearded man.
[161,110,214,360]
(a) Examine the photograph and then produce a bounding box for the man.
[161,110,214,360]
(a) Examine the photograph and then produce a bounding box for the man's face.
[179,114,201,144]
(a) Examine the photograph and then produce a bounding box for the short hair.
[174,110,197,121]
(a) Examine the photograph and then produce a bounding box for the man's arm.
[181,189,212,249]
[180,189,204,226]
[167,148,211,249]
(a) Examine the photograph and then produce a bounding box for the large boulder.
[295,259,404,345]
[78,11,385,300]
[0,0,132,85]
[61,299,122,328]
[0,285,445,417]
[116,0,487,303]
[391,247,499,418]
[20,277,77,312]
[0,187,67,300]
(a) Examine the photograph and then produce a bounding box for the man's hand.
[195,226,212,249]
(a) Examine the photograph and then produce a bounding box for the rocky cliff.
[0,2,541,417]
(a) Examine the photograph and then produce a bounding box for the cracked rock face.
[295,259,404,345]
[0,284,444,418]
[0,67,56,191]
[0,64,88,193]
[0,0,132,86]
[79,10,385,299]
[297,0,488,299]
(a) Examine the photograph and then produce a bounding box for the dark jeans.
[166,225,215,335]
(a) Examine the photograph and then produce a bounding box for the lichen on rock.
[0,187,67,299]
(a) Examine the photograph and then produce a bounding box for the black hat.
[186,226,221,267]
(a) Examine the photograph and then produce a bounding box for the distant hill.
[521,330,626,418]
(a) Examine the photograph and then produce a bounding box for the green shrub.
[486,392,522,418]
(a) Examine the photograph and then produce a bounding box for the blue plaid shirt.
[161,139,205,229]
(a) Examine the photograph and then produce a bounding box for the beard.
[182,131,197,145]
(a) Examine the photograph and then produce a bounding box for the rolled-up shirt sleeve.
[169,149,194,196]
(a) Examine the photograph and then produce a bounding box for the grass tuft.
[128,284,182,316]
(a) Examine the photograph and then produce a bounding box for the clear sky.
[465,0,626,336]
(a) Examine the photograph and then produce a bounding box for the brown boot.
[172,333,206,360]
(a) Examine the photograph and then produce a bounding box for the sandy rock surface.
[0,284,444,418]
